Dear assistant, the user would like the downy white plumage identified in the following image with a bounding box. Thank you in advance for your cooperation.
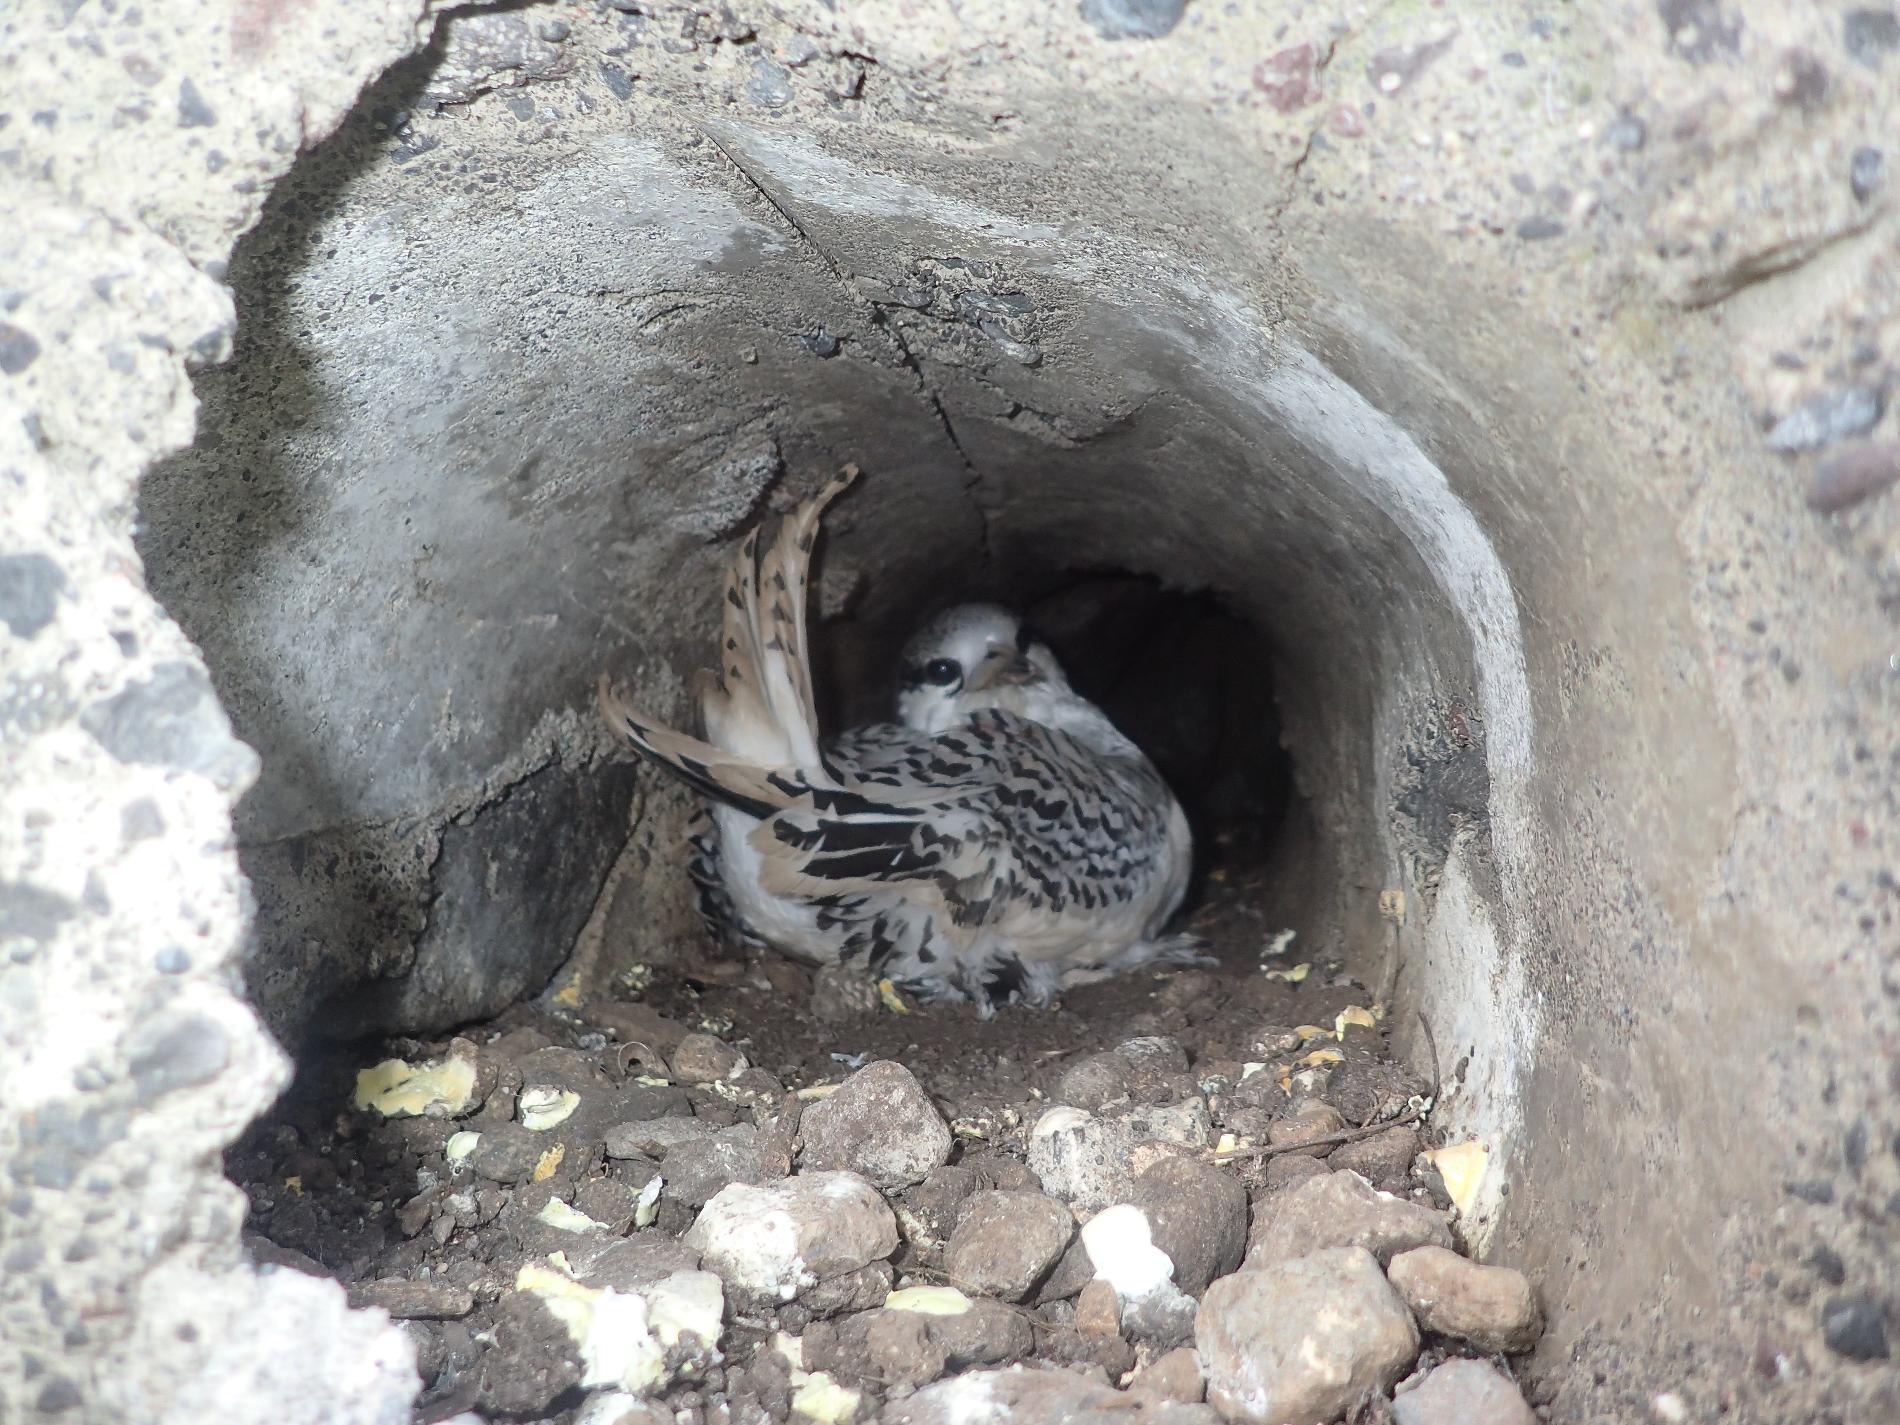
[597,467,1207,1013]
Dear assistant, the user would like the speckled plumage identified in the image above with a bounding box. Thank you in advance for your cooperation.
[599,469,1204,1013]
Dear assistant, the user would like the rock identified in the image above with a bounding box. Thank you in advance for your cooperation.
[476,1292,584,1418]
[1821,1294,1890,1360]
[1198,1247,1420,1425]
[1329,1124,1422,1191]
[1131,1346,1205,1404]
[1075,1278,1120,1336]
[1033,1235,1096,1305]
[1037,1293,1137,1377]
[1115,1097,1213,1149]
[1129,1156,1247,1295]
[1262,1153,1329,1191]
[576,1236,702,1295]
[1392,1358,1537,1425]
[799,1061,952,1190]
[1266,1100,1345,1157]
[1766,385,1884,453]
[1028,1107,1135,1211]
[683,1171,897,1309]
[867,1309,947,1390]
[963,1151,1041,1192]
[887,1364,1216,1425]
[925,1296,1035,1368]
[1246,1171,1453,1268]
[944,1191,1074,1302]
[666,1123,773,1208]
[670,1033,748,1084]
[900,1164,980,1248]
[470,1122,556,1184]
[801,1259,895,1318]
[1387,1246,1542,1353]
[614,1081,693,1120]
[587,1001,688,1052]
[1056,1037,1191,1110]
[1806,440,1900,513]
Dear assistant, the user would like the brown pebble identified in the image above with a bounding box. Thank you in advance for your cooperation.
[1330,1124,1423,1190]
[1129,1345,1205,1404]
[1387,1244,1543,1353]
[1806,440,1900,513]
[1268,1100,1346,1157]
[670,1033,747,1085]
[1075,1278,1121,1338]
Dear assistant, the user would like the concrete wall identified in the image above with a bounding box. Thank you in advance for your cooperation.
[5,1,1899,1421]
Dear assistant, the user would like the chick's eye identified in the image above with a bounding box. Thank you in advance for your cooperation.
[923,658,961,686]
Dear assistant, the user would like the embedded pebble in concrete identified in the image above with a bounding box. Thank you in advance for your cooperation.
[1197,1247,1421,1425]
[1766,385,1885,453]
[1246,1170,1454,1268]
[798,1060,953,1189]
[1805,439,1900,512]
[1387,1244,1543,1353]
[1392,1358,1538,1425]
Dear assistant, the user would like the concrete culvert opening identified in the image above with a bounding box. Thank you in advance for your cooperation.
[15,3,1894,1423]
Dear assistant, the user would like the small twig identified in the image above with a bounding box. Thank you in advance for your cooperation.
[1208,1010,1442,1164]
[1415,1008,1442,1106]
[1206,1103,1427,1163]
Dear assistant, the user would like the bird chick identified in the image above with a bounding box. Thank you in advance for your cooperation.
[598,468,1208,1013]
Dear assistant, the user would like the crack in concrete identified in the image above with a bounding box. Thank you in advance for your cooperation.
[699,127,999,575]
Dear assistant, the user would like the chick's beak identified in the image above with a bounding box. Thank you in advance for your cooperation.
[967,649,1038,692]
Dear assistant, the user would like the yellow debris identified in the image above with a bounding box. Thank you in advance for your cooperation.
[445,1131,481,1164]
[1263,962,1311,984]
[634,1175,662,1228]
[532,1144,566,1183]
[1299,1048,1344,1068]
[550,981,583,1008]
[536,1198,604,1233]
[1334,1006,1380,1038]
[353,1053,478,1119]
[519,1087,581,1130]
[282,1176,302,1195]
[1426,1140,1490,1215]
[791,1371,861,1424]
[884,1285,974,1316]
[1293,1024,1333,1043]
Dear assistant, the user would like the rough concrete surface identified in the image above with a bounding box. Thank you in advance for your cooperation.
[4,0,1899,1421]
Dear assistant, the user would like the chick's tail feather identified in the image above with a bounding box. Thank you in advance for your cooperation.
[597,465,859,815]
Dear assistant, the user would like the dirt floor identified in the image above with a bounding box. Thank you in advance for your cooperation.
[228,842,1536,1425]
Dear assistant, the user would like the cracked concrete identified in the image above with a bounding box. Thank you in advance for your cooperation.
[6,1,1900,1421]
